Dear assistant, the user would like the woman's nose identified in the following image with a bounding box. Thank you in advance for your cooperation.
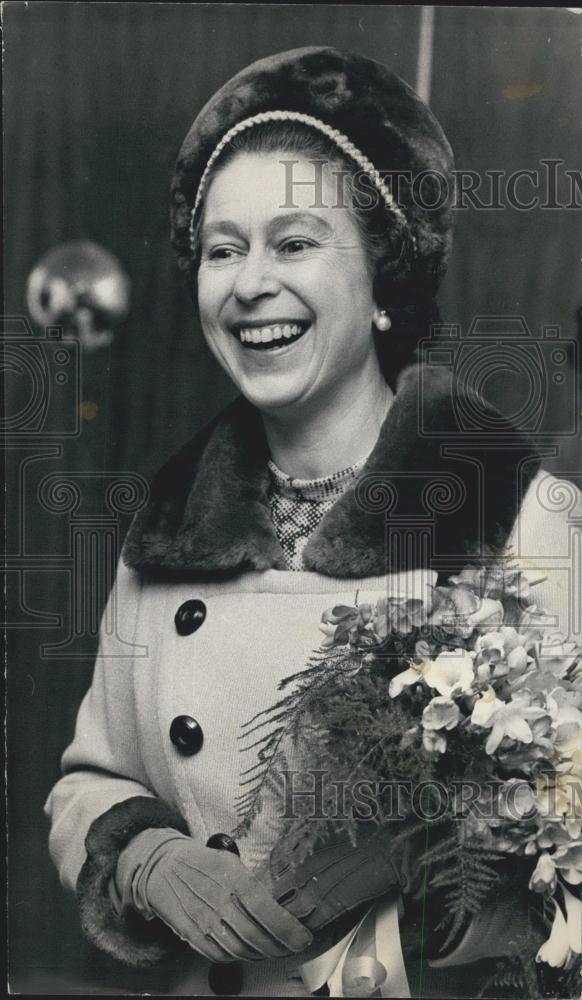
[233,250,280,303]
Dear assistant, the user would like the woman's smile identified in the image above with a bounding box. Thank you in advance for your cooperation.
[231,319,311,350]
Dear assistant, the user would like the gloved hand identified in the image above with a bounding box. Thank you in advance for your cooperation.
[427,870,547,967]
[270,826,421,933]
[112,828,313,964]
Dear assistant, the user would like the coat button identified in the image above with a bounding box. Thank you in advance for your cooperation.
[169,715,203,755]
[208,961,243,996]
[206,833,240,857]
[175,599,206,636]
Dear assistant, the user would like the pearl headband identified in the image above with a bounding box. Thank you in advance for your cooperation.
[188,110,414,253]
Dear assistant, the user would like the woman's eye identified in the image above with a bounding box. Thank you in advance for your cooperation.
[206,246,243,261]
[279,239,315,255]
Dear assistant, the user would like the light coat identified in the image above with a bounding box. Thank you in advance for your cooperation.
[45,364,582,996]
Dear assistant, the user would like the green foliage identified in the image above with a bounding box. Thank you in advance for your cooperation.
[478,954,582,1000]
[232,646,361,838]
[233,646,439,841]
[423,820,503,951]
[477,957,536,999]
[232,624,582,994]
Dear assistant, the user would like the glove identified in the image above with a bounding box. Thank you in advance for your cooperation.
[270,827,419,933]
[113,827,313,964]
[427,871,547,967]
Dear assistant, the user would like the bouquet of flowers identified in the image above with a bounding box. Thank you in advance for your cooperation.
[233,561,582,997]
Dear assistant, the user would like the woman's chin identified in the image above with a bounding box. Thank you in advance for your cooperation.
[240,388,309,413]
[236,373,314,413]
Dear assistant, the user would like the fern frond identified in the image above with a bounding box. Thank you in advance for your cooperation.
[423,821,503,952]
[231,648,361,835]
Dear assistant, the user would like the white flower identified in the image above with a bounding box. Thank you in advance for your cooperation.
[529,852,557,893]
[466,598,504,627]
[507,646,529,672]
[474,631,505,664]
[318,622,338,648]
[536,886,582,966]
[500,626,521,652]
[555,723,582,765]
[536,901,570,967]
[390,649,476,700]
[471,689,547,754]
[420,698,460,755]
[553,842,582,885]
[539,632,580,676]
[536,758,582,823]
[474,629,530,678]
[497,778,537,820]
[470,686,499,727]
[422,729,447,754]
[423,650,475,698]
[536,822,579,850]
[565,819,582,839]
[547,693,582,734]
[422,696,461,732]
[389,662,424,698]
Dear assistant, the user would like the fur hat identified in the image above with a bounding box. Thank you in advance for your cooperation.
[170,46,455,300]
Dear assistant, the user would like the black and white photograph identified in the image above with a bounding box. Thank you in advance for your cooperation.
[4,3,582,996]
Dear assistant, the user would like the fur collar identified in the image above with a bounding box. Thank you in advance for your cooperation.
[123,364,540,579]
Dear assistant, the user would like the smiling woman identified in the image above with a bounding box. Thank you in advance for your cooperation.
[196,149,390,466]
[190,120,433,394]
[44,46,582,999]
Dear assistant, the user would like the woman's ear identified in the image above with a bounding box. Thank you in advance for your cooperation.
[373,307,392,332]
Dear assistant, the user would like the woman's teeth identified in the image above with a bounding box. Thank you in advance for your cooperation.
[237,323,308,349]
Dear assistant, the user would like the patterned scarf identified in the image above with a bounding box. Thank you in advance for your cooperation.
[267,458,364,571]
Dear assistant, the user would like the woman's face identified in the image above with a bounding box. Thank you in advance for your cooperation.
[197,151,380,414]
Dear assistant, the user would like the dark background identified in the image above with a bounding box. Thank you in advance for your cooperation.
[4,3,581,992]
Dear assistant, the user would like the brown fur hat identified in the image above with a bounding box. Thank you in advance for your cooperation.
[170,46,455,301]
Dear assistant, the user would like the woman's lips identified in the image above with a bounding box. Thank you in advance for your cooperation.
[232,321,311,350]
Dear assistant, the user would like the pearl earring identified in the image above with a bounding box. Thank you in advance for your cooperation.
[374,309,392,332]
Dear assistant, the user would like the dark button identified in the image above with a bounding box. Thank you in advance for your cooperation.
[169,715,203,755]
[175,599,206,636]
[206,833,240,857]
[208,961,243,996]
